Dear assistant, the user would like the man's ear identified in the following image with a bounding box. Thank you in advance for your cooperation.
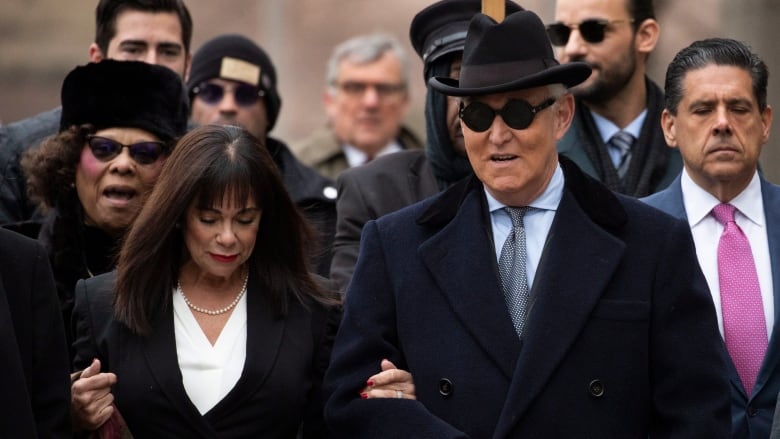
[661,109,678,148]
[553,93,575,141]
[88,43,104,63]
[634,18,660,59]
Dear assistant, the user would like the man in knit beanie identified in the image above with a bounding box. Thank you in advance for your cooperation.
[188,34,336,276]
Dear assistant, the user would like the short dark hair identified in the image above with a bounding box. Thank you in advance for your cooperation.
[627,0,655,26]
[94,0,193,55]
[114,125,335,335]
[664,38,769,115]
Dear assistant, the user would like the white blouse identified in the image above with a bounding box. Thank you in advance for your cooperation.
[173,288,247,414]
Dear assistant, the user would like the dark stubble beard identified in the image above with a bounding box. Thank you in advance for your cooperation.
[571,39,638,106]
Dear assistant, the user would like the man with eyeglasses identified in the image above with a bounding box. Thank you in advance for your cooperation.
[0,0,193,234]
[548,0,681,197]
[291,33,423,181]
[187,34,337,276]
[323,9,729,438]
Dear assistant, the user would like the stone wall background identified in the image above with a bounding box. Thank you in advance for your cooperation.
[2,0,779,179]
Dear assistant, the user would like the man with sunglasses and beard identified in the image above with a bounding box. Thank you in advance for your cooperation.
[187,34,337,276]
[548,0,681,197]
[323,9,729,438]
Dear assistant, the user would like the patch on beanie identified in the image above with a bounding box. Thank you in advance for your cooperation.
[220,57,260,86]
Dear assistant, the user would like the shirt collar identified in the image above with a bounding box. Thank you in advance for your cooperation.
[486,163,564,213]
[591,109,648,144]
[680,168,764,227]
[343,141,403,167]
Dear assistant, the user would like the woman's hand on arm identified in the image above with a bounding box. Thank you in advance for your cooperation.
[71,358,117,432]
[360,359,416,400]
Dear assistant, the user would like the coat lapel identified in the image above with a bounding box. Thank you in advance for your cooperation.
[406,152,438,200]
[418,183,521,379]
[142,306,215,437]
[493,189,625,437]
[205,274,286,419]
[751,177,780,399]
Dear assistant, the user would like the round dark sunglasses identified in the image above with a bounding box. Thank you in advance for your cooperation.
[545,19,633,46]
[459,98,556,132]
[86,135,168,165]
[192,82,265,107]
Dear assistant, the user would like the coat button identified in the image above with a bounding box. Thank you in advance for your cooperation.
[748,406,759,417]
[588,379,605,397]
[439,378,453,397]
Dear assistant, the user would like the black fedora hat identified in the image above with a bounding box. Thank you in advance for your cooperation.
[409,0,524,79]
[429,10,591,96]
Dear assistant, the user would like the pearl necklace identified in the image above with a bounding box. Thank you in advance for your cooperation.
[177,269,249,316]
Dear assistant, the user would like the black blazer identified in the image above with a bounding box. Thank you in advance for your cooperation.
[330,150,439,291]
[72,270,338,438]
[324,157,731,438]
[0,227,71,438]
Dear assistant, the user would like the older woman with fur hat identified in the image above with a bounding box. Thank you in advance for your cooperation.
[21,59,189,350]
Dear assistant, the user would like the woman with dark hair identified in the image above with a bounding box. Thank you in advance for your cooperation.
[20,59,189,348]
[70,125,342,437]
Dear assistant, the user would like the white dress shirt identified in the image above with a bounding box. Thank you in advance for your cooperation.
[343,140,403,167]
[681,169,774,337]
[173,288,247,414]
[487,164,563,289]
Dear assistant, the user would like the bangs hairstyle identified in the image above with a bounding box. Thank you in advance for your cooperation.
[115,124,333,335]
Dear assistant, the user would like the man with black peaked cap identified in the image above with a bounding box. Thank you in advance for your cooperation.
[329,0,522,291]
[323,9,730,438]
[187,34,337,276]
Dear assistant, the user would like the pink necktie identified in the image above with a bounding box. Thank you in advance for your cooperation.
[712,203,768,395]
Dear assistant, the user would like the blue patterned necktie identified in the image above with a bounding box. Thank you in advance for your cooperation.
[498,207,531,337]
[609,131,635,178]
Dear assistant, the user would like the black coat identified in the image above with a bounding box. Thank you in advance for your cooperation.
[0,227,71,438]
[324,157,731,438]
[329,150,438,291]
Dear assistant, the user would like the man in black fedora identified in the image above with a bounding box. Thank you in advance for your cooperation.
[323,9,730,438]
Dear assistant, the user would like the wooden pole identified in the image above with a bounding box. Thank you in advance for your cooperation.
[482,0,505,22]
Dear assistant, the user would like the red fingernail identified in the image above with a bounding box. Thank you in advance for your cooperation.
[366,380,374,386]
[360,392,368,399]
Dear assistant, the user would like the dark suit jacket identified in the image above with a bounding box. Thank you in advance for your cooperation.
[324,157,731,438]
[0,227,71,438]
[72,270,338,438]
[644,174,780,438]
[330,150,439,291]
[557,78,681,197]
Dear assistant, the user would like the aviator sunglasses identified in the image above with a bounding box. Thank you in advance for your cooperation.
[459,97,556,132]
[545,19,633,46]
[192,82,265,107]
[86,135,168,165]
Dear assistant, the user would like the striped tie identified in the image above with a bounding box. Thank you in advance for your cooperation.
[609,131,634,178]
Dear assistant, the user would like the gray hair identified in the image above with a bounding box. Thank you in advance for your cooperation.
[325,33,410,92]
[664,38,769,115]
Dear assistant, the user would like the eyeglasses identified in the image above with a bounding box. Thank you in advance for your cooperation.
[459,98,557,132]
[86,135,168,165]
[545,19,634,46]
[333,81,406,99]
[192,82,265,107]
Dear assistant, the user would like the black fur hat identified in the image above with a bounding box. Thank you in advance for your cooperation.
[187,34,282,132]
[59,60,189,141]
